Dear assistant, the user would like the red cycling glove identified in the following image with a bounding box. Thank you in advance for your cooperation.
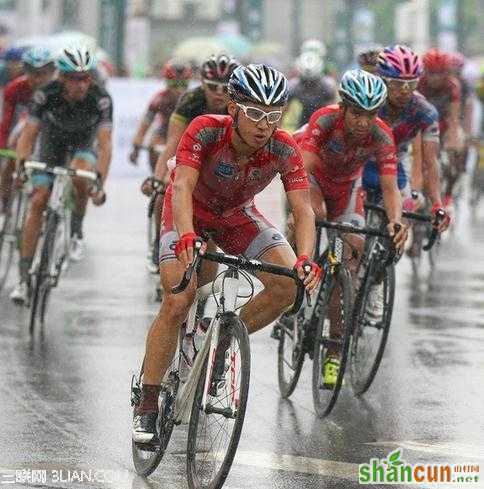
[175,232,199,258]
[294,255,322,280]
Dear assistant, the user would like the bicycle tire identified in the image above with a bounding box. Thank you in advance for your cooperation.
[277,311,305,399]
[29,211,58,334]
[349,261,395,395]
[187,313,250,489]
[0,191,24,291]
[312,267,352,418]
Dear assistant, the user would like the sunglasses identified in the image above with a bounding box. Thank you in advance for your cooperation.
[236,102,283,124]
[384,78,419,91]
[204,80,228,94]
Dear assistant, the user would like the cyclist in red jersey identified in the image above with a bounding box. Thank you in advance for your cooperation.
[0,47,55,212]
[418,49,464,207]
[299,69,406,387]
[129,60,192,171]
[132,64,320,445]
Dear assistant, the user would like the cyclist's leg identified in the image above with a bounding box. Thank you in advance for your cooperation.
[70,149,97,240]
[327,181,366,356]
[213,207,297,334]
[0,158,15,211]
[15,180,51,286]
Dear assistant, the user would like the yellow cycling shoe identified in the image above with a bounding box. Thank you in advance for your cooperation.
[323,357,341,390]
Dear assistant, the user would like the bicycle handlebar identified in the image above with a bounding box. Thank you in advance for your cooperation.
[422,209,445,251]
[171,242,307,315]
[316,219,392,239]
[25,161,98,182]
[363,202,443,251]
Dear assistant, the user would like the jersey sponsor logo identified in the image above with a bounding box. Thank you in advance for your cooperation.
[214,161,236,179]
[193,143,202,152]
[33,90,47,105]
[97,97,111,111]
[272,233,283,241]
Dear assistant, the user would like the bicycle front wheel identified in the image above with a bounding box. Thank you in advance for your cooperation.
[277,310,305,398]
[187,313,250,489]
[349,261,395,395]
[29,211,58,334]
[312,267,353,418]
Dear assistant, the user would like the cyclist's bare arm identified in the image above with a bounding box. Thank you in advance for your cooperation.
[132,118,151,147]
[445,101,463,150]
[411,133,424,190]
[421,139,442,206]
[96,126,113,182]
[154,117,188,182]
[286,188,315,258]
[463,96,474,136]
[380,174,402,223]
[16,120,39,163]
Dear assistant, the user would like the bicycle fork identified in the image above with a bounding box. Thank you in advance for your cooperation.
[202,270,240,416]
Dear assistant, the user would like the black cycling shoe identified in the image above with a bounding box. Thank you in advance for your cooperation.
[132,411,159,446]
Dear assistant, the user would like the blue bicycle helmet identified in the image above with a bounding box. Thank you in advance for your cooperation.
[3,46,26,62]
[339,69,387,111]
[228,64,288,106]
[56,45,96,73]
[22,46,54,70]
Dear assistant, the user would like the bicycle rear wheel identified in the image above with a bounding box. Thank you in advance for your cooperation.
[277,310,305,398]
[349,261,395,395]
[312,268,352,418]
[131,369,179,477]
[29,211,57,334]
[187,313,250,489]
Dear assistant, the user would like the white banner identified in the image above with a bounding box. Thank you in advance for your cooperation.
[106,77,162,178]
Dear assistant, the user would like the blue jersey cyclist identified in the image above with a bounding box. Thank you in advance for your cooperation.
[363,45,450,232]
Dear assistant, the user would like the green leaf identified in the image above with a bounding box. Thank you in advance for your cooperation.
[388,449,402,464]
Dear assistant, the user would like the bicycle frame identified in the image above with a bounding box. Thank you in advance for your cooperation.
[173,270,238,424]
[25,161,97,283]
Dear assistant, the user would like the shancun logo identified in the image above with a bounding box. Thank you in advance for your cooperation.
[359,449,480,485]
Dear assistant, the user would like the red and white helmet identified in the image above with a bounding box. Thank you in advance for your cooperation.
[377,45,423,80]
[423,48,452,74]
[161,59,192,81]
[200,54,239,83]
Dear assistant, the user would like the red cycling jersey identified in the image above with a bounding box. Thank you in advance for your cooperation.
[0,75,32,148]
[299,104,397,186]
[168,114,309,217]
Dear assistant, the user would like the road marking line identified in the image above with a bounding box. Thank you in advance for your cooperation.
[365,441,484,460]
[173,450,358,480]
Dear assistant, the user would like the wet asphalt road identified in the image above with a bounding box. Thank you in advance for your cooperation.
[0,177,483,489]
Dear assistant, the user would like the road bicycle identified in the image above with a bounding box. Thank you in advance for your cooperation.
[131,242,306,487]
[350,202,444,395]
[276,219,392,418]
[24,161,100,334]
